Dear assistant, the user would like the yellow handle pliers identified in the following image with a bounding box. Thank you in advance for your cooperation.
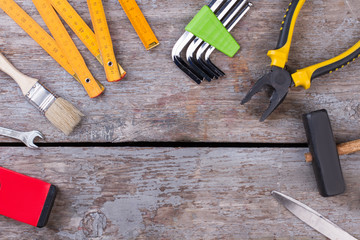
[241,0,360,122]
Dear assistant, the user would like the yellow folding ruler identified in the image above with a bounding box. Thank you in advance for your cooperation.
[0,0,75,78]
[51,0,126,82]
[1,0,157,94]
[32,0,105,98]
[87,0,122,82]
[0,0,105,98]
[118,0,159,50]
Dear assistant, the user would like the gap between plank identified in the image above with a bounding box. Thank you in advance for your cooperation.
[0,142,308,148]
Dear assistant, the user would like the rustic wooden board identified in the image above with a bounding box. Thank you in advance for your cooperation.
[0,147,358,239]
[0,0,359,143]
[1,1,359,239]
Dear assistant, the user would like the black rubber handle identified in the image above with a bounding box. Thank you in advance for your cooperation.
[311,44,360,80]
[267,0,305,68]
[276,0,304,49]
[292,41,360,89]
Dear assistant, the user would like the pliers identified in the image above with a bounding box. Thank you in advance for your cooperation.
[241,0,360,122]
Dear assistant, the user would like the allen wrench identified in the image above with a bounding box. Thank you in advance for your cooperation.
[196,2,253,78]
[186,0,240,82]
[172,0,226,84]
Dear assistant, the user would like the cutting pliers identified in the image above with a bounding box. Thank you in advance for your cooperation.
[241,0,360,122]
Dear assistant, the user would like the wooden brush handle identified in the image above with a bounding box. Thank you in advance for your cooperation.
[0,52,38,95]
[305,139,360,162]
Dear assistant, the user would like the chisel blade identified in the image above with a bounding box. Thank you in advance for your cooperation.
[272,191,357,240]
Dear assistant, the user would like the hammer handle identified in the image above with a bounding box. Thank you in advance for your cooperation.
[305,139,360,162]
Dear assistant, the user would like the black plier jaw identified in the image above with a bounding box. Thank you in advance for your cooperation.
[241,67,293,122]
[241,0,305,121]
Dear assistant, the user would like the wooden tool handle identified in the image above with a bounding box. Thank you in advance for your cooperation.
[305,139,360,162]
[0,52,38,95]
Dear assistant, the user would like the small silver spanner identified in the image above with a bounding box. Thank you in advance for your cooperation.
[0,126,44,149]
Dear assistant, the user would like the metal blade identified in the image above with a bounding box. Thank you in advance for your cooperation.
[272,191,357,240]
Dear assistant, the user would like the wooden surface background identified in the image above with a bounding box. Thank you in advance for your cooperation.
[0,147,359,239]
[0,0,359,239]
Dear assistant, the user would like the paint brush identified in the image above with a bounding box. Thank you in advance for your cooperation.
[0,52,84,135]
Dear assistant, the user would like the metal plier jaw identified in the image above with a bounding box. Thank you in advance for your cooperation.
[242,0,360,121]
[241,67,293,122]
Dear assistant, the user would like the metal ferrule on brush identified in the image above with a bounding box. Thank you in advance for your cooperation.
[25,82,57,114]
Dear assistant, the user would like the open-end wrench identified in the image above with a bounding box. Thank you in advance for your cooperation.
[172,0,225,84]
[0,127,44,148]
[186,0,239,82]
[197,2,252,77]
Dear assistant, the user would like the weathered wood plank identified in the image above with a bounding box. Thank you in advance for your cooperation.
[0,147,358,239]
[0,0,359,143]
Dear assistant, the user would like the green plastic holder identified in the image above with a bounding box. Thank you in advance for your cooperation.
[185,6,240,57]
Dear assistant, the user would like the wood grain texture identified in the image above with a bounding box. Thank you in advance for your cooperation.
[0,147,359,239]
[0,0,358,143]
[1,2,359,239]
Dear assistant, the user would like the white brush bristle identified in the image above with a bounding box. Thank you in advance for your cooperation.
[45,98,84,135]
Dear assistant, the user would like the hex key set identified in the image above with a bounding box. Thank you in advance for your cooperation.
[172,0,252,84]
